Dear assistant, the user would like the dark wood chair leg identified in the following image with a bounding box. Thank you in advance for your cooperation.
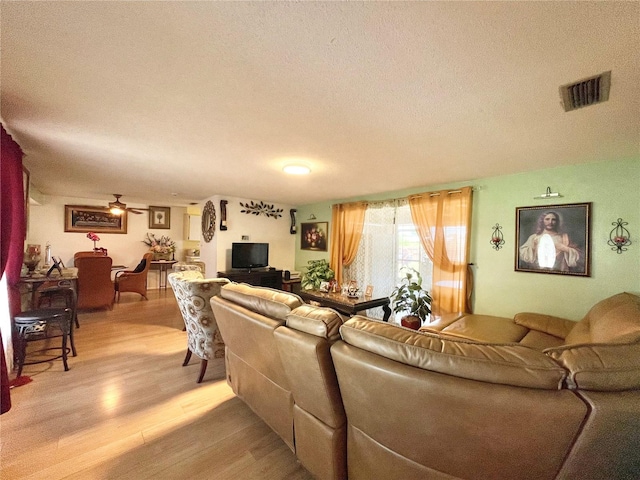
[182,349,192,366]
[61,327,69,371]
[16,334,26,378]
[197,359,208,384]
[69,318,77,357]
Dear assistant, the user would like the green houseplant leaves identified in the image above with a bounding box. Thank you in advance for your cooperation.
[390,267,432,322]
[301,259,335,291]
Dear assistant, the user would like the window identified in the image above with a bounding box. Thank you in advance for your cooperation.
[344,200,432,321]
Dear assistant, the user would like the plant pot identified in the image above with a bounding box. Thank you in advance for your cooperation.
[153,253,171,261]
[401,315,422,330]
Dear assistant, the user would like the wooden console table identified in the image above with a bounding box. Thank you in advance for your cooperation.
[217,269,283,290]
[150,260,178,290]
[299,290,392,322]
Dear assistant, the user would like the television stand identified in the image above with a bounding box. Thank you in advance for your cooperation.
[217,269,283,290]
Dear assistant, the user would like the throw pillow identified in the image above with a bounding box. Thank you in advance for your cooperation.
[133,259,146,273]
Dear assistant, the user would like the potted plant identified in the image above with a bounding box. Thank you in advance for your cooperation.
[301,259,335,291]
[390,267,432,329]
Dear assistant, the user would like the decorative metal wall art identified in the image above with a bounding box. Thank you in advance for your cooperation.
[290,209,297,234]
[607,218,631,254]
[239,200,283,219]
[201,200,216,243]
[220,200,228,231]
[490,223,505,250]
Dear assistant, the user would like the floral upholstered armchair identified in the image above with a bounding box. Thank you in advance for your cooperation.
[168,270,230,383]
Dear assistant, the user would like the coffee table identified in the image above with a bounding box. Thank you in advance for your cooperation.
[298,290,392,322]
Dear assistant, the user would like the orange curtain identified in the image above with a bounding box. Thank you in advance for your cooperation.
[329,202,367,286]
[409,187,473,315]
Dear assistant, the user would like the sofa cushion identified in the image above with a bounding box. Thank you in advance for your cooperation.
[565,292,640,345]
[340,317,567,390]
[514,312,575,340]
[220,282,303,321]
[546,342,640,391]
[132,258,147,273]
[287,304,344,341]
[519,329,565,350]
[435,314,529,343]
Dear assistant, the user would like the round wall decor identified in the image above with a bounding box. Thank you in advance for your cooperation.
[202,200,216,243]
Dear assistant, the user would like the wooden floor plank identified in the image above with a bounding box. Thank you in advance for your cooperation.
[2,289,312,480]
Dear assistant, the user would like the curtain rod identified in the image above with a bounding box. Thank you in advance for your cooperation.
[331,187,475,207]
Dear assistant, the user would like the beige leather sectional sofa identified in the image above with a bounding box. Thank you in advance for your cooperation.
[211,286,640,480]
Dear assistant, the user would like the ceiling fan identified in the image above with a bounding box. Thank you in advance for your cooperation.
[108,194,147,215]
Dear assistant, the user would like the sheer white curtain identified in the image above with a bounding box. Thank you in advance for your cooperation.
[344,200,432,321]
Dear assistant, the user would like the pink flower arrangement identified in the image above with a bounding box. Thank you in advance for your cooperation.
[87,232,100,249]
[142,232,176,254]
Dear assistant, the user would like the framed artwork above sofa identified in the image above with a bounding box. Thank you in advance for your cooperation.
[515,202,591,277]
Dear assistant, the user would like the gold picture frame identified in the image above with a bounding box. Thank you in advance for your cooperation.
[65,205,128,234]
[149,206,171,229]
[515,202,591,277]
[301,222,328,251]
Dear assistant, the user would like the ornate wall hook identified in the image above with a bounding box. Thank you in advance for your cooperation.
[608,218,631,253]
[220,200,228,231]
[290,209,297,234]
[490,223,505,250]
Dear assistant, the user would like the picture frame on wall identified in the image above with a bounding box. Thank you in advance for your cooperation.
[64,205,128,234]
[149,206,171,229]
[301,222,328,251]
[515,202,591,277]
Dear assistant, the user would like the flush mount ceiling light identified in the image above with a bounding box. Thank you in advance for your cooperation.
[283,164,311,175]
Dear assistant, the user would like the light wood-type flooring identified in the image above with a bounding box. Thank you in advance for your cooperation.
[1,289,313,479]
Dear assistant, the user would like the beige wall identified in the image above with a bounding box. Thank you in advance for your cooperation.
[190,194,297,277]
[27,195,187,288]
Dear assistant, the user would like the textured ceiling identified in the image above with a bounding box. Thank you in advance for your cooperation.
[1,1,638,207]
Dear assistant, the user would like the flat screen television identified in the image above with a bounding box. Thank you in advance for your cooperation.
[231,242,269,270]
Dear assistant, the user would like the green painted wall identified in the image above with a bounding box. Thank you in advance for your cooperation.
[295,157,640,320]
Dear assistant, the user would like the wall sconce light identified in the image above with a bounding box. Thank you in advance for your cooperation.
[290,209,297,234]
[534,186,563,199]
[490,223,505,250]
[608,218,631,254]
[220,200,228,230]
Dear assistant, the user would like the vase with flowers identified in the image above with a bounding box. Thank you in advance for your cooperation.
[143,232,176,260]
[86,232,107,255]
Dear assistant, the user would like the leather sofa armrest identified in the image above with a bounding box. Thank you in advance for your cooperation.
[514,313,575,340]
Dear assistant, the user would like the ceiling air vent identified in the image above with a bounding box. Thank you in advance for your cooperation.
[559,71,611,112]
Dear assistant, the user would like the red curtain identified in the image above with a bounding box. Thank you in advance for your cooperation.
[1,124,25,414]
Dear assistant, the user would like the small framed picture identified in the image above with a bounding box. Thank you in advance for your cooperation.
[515,202,591,277]
[301,222,328,251]
[319,281,330,293]
[149,206,171,229]
[364,285,374,297]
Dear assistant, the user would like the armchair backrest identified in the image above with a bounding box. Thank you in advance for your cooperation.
[168,271,230,359]
[73,253,113,310]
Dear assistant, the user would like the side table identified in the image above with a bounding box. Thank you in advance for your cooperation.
[150,260,178,289]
